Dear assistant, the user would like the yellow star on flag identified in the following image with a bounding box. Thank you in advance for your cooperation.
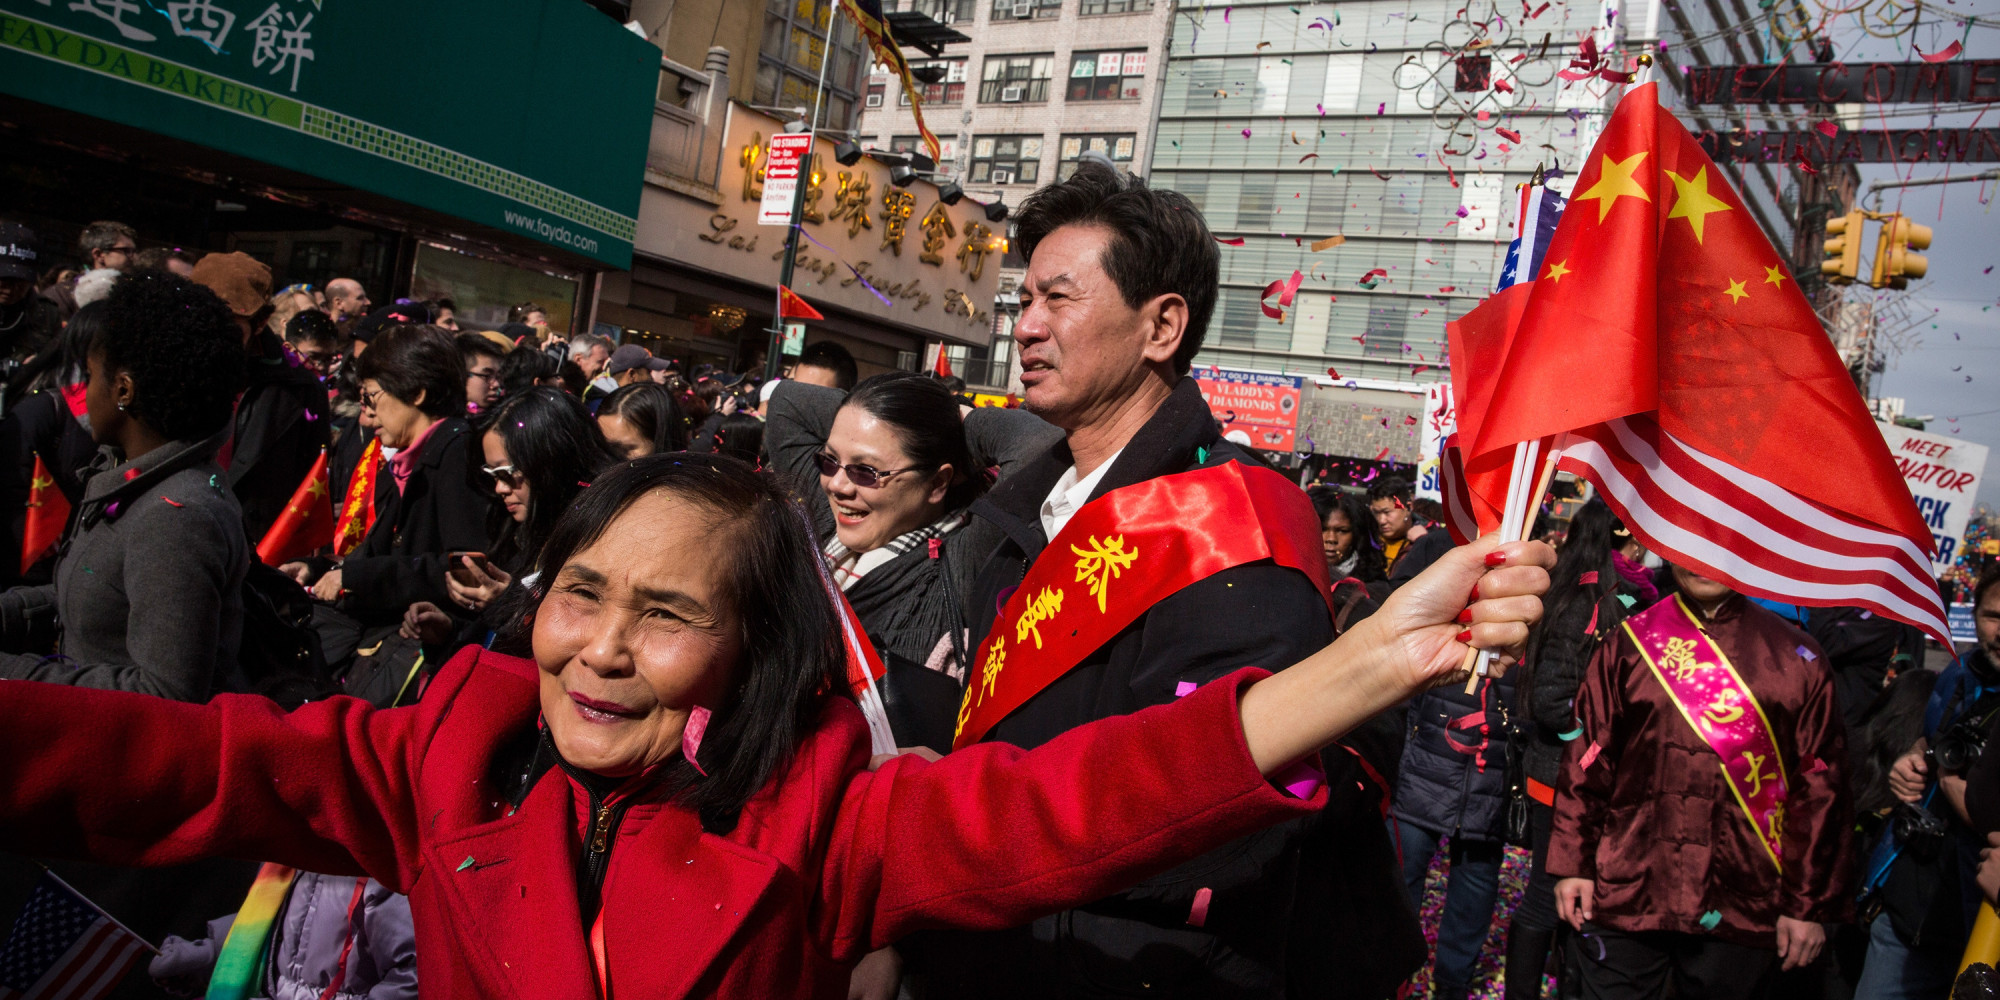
[305,479,327,499]
[1724,279,1749,303]
[1664,166,1732,244]
[1573,152,1651,223]
[1543,259,1572,282]
[1764,264,1787,288]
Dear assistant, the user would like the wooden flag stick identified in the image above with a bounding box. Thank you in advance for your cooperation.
[1463,443,1563,693]
[35,862,163,954]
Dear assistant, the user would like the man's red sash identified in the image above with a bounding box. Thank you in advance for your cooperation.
[952,462,1331,750]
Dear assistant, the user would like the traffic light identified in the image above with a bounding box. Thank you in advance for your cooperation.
[1821,210,1864,284]
[1871,213,1932,290]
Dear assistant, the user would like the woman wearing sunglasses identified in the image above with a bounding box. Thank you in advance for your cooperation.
[766,372,1060,754]
[403,388,620,648]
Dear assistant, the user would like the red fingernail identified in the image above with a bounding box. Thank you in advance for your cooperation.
[1457,629,1474,644]
[1456,608,1473,623]
[1469,582,1482,602]
[1485,549,1509,566]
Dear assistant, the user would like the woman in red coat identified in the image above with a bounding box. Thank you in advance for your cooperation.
[0,454,1553,999]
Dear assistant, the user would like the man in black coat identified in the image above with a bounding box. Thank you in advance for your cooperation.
[899,160,1422,1000]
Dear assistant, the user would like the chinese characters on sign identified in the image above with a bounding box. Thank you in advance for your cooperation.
[880,189,915,254]
[918,202,955,266]
[66,0,317,88]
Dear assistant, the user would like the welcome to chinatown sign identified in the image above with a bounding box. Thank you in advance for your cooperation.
[0,0,657,268]
[1685,61,2000,105]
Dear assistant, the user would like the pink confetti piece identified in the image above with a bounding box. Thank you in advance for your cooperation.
[1277,757,1324,799]
[1215,236,1246,246]
[1918,40,1963,62]
[1187,887,1214,927]
[1496,127,1522,143]
[160,496,183,508]
[1175,681,1199,697]
[1580,741,1602,770]
[682,705,712,775]
[1578,571,1599,584]
[1796,644,1817,662]
[1815,121,1838,138]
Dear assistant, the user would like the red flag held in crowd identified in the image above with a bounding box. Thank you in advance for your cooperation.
[20,455,70,576]
[932,343,954,379]
[331,438,382,558]
[778,285,825,321]
[1454,81,1949,642]
[256,450,334,565]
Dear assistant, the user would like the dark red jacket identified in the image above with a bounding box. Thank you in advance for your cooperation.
[0,647,1320,999]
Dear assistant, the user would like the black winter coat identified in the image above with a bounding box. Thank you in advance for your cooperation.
[1394,672,1516,841]
[230,331,331,541]
[902,377,1420,1000]
[336,418,490,625]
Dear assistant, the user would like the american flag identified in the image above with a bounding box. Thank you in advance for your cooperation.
[0,874,149,1000]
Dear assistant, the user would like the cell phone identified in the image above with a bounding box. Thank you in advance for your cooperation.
[446,551,492,587]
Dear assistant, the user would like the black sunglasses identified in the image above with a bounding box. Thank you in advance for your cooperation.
[813,453,922,488]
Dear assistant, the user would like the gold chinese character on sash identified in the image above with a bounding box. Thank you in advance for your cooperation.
[829,171,874,238]
[1660,636,1710,683]
[740,132,765,202]
[1767,805,1785,846]
[979,636,1006,702]
[957,221,994,281]
[881,189,916,254]
[918,203,956,265]
[1701,688,1745,730]
[1071,535,1139,614]
[1015,586,1064,649]
[1738,749,1778,797]
[800,155,825,224]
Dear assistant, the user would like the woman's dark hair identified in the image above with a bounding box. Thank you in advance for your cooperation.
[477,388,620,572]
[1012,159,1217,375]
[284,308,340,347]
[841,371,987,512]
[356,324,464,417]
[600,382,690,452]
[9,299,107,397]
[503,454,845,831]
[713,413,765,465]
[1306,485,1385,583]
[686,378,726,421]
[557,359,588,397]
[501,344,561,400]
[1523,497,1624,679]
[93,271,247,441]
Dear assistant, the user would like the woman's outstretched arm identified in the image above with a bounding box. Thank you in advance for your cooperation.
[1240,535,1553,774]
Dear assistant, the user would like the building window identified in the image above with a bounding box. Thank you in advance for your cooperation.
[755,2,867,130]
[979,54,1054,103]
[891,134,961,162]
[990,0,1062,18]
[897,0,977,21]
[1080,0,1151,13]
[970,135,1043,185]
[901,58,968,105]
[1066,50,1146,101]
[1057,133,1135,179]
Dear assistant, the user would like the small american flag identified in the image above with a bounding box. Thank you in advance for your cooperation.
[0,873,150,1000]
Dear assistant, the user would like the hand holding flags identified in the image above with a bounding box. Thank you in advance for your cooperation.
[1450,82,1950,644]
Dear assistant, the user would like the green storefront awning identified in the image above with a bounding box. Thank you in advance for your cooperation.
[1,0,656,269]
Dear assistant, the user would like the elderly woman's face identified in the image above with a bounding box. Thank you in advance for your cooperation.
[533,491,743,777]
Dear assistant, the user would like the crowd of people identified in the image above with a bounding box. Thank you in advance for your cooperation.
[0,162,1992,1000]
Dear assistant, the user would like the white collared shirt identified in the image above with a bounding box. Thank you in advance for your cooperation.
[1039,447,1124,540]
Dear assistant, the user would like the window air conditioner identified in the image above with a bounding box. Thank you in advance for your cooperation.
[1012,1,1033,17]
[992,168,1015,184]
[866,93,883,107]
[1001,85,1024,101]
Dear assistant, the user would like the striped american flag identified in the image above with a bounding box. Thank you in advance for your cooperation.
[0,874,149,1000]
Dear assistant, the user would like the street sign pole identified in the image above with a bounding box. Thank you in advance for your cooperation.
[764,37,834,383]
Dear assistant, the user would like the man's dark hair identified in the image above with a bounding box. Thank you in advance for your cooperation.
[1366,476,1414,506]
[456,331,508,369]
[356,324,465,418]
[509,301,546,323]
[796,340,858,390]
[78,220,136,255]
[94,271,247,441]
[284,309,339,347]
[1976,562,2000,610]
[1012,159,1218,376]
[600,382,690,452]
[500,453,846,832]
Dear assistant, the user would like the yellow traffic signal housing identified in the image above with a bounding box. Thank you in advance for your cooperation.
[1821,210,1864,284]
[1872,214,1932,290]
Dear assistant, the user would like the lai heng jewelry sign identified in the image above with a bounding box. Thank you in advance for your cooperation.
[658,105,1001,343]
[0,0,657,268]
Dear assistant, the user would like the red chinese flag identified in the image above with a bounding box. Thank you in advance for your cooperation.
[1461,82,1948,641]
[778,285,825,321]
[21,454,71,575]
[256,450,334,565]
[331,437,381,557]
[932,343,954,378]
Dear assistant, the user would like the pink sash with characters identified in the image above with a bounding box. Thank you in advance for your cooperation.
[1624,594,1788,872]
